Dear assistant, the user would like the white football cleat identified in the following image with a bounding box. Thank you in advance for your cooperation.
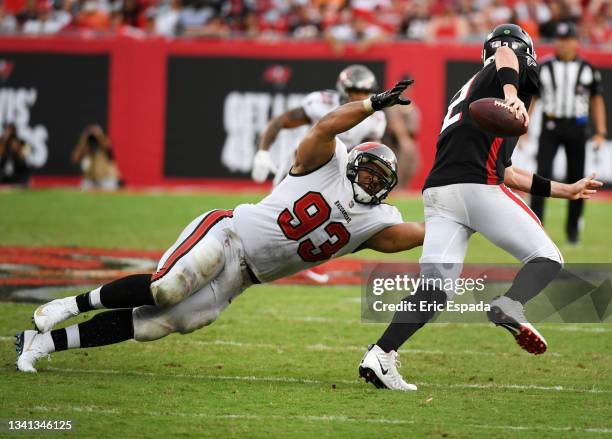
[15,330,50,373]
[33,296,79,333]
[359,344,417,391]
[487,296,547,355]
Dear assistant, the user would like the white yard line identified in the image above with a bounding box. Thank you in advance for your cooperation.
[192,339,564,357]
[40,366,611,394]
[1,335,564,357]
[21,405,612,433]
[243,314,612,332]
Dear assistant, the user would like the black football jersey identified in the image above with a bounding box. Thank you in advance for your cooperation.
[423,55,540,190]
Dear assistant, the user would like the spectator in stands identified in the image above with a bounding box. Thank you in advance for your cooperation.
[178,0,215,36]
[0,5,18,33]
[75,0,111,32]
[583,1,611,47]
[325,7,386,54]
[399,0,431,40]
[0,0,607,47]
[288,2,321,39]
[0,123,32,186]
[427,0,469,41]
[539,0,575,40]
[72,124,121,191]
[22,2,71,34]
[15,0,38,28]
[514,0,550,38]
[153,0,183,36]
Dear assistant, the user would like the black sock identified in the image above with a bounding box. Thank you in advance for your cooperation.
[505,257,562,305]
[76,274,155,312]
[50,309,134,351]
[376,287,447,353]
[50,328,68,351]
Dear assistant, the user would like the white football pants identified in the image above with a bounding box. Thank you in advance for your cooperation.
[132,210,254,341]
[420,183,563,294]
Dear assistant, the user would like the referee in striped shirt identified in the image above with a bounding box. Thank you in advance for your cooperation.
[530,22,608,244]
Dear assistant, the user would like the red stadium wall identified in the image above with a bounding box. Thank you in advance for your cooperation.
[0,37,610,189]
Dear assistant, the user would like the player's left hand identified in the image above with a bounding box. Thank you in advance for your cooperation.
[566,172,604,200]
[251,150,277,183]
[369,79,414,111]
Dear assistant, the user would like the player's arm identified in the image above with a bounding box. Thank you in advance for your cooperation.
[251,107,311,182]
[495,46,529,127]
[361,222,425,253]
[293,80,413,174]
[504,166,603,200]
[590,94,607,150]
[258,107,311,152]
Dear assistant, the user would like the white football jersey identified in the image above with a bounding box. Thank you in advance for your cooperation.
[233,138,403,283]
[302,90,387,149]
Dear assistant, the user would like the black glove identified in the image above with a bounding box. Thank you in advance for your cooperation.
[369,79,414,111]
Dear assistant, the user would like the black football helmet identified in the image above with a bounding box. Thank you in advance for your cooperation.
[482,24,536,65]
[346,142,398,205]
[336,65,378,103]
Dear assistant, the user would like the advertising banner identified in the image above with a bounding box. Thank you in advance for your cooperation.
[0,53,109,175]
[164,57,385,178]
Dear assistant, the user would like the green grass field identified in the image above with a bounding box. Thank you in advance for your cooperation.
[1,189,611,438]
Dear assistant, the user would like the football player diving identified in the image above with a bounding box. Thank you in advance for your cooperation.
[17,79,424,375]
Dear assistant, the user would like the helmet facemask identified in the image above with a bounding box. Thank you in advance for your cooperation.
[346,152,398,205]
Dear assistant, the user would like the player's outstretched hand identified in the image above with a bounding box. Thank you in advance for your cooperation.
[566,173,604,200]
[369,79,414,111]
[251,150,277,183]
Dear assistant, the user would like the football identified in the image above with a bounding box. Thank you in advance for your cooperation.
[469,97,528,137]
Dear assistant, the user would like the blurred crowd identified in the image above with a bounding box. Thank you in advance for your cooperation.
[0,0,609,47]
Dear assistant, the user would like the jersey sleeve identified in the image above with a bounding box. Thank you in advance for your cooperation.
[518,56,540,96]
[379,204,403,226]
[301,90,337,124]
[334,137,349,176]
[590,65,604,96]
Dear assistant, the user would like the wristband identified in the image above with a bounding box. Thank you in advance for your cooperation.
[497,67,519,89]
[531,174,551,197]
[362,98,374,113]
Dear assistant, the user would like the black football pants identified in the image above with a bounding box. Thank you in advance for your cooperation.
[531,118,587,240]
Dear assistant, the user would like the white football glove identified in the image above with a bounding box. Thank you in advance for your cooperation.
[251,150,277,183]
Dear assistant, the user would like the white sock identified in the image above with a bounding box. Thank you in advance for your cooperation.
[38,332,56,353]
[65,324,81,349]
[88,287,104,309]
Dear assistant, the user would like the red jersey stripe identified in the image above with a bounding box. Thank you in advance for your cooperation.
[499,184,542,226]
[486,137,504,184]
[151,209,233,282]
